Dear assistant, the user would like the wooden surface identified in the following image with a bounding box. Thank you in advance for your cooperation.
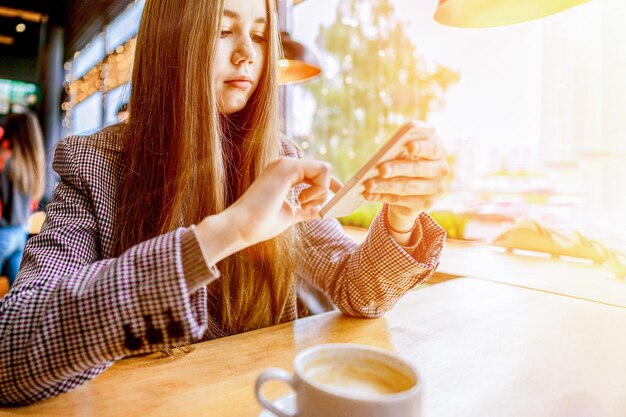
[346,227,626,307]
[2,278,625,417]
[439,241,626,306]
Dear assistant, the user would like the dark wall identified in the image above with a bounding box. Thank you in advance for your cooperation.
[65,0,131,60]
[0,0,132,78]
[0,56,39,83]
[0,2,48,83]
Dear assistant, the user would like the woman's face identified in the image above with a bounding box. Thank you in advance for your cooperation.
[215,0,268,115]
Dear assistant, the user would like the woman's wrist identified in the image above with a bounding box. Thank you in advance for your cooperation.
[195,210,248,267]
[384,204,422,247]
[386,204,419,232]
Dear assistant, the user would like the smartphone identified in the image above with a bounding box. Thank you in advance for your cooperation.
[319,120,435,219]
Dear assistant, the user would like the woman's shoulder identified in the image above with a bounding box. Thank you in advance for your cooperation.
[58,124,126,154]
[53,124,126,181]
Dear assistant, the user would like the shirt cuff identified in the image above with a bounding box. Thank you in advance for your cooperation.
[381,204,446,266]
[181,227,220,293]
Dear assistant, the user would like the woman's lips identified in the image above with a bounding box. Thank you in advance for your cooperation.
[225,80,253,89]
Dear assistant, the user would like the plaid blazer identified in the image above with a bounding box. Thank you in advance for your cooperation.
[0,124,445,405]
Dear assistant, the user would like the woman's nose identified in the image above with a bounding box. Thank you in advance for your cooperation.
[232,36,256,65]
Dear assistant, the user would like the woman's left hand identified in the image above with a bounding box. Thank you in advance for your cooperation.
[363,134,449,231]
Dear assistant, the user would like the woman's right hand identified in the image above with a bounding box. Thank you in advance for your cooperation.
[195,158,333,263]
[226,157,332,246]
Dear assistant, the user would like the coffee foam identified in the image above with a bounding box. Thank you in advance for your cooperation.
[303,357,415,398]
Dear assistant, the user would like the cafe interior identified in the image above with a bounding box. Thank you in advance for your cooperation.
[0,0,624,415]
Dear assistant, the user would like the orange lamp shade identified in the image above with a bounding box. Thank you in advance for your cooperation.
[434,0,591,28]
[278,32,322,85]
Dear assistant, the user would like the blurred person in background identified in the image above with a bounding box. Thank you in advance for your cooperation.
[0,126,11,171]
[0,111,45,286]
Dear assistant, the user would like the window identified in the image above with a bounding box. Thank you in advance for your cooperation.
[104,83,131,126]
[65,2,144,134]
[106,0,145,54]
[72,92,103,135]
[292,0,626,249]
[73,35,105,80]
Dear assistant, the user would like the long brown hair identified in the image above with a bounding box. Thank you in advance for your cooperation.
[113,0,296,335]
[2,111,45,202]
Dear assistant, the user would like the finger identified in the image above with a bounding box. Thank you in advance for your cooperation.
[377,159,448,179]
[298,185,328,205]
[294,205,321,222]
[364,177,444,196]
[403,127,435,141]
[397,148,410,159]
[293,159,331,189]
[363,193,437,211]
[300,196,327,209]
[275,158,331,189]
[405,138,445,161]
[330,176,343,193]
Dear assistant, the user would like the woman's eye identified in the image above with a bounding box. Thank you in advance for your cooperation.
[251,33,266,43]
[220,30,232,38]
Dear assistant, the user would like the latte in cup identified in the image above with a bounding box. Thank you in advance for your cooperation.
[256,344,423,417]
[303,357,415,397]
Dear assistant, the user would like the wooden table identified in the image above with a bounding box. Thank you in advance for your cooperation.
[434,241,626,308]
[2,278,625,417]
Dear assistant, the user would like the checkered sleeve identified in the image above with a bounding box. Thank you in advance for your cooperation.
[281,139,445,318]
[0,138,210,405]
[298,208,445,318]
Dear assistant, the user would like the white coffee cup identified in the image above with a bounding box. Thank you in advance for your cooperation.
[255,343,422,417]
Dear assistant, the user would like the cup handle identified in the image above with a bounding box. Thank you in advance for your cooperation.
[255,368,297,417]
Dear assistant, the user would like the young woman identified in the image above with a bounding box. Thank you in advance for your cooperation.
[0,0,447,405]
[0,111,45,286]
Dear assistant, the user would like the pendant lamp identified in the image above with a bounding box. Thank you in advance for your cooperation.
[434,0,591,28]
[279,31,322,85]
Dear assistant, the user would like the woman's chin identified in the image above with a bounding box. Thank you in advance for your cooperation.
[219,100,248,115]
